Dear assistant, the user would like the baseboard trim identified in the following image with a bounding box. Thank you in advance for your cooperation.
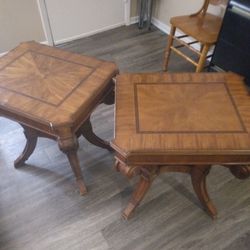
[130,16,170,34]
[0,40,50,57]
[1,17,201,57]
[130,16,139,24]
[40,40,49,45]
[0,22,126,55]
[54,22,126,45]
[0,51,7,57]
[151,17,171,34]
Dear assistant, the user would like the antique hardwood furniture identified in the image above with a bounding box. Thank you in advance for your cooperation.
[0,41,118,195]
[163,0,227,72]
[111,72,250,219]
[210,0,250,87]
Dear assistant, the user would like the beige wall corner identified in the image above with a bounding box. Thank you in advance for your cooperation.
[0,0,46,54]
[153,0,203,26]
[152,0,227,28]
[131,0,138,17]
[129,0,204,27]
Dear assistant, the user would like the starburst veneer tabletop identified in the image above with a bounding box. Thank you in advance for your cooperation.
[0,42,117,127]
[0,41,118,194]
[111,72,250,219]
[0,51,93,106]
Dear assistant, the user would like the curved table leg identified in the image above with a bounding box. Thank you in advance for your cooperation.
[229,166,250,180]
[79,118,112,151]
[122,167,157,219]
[58,129,87,195]
[190,165,217,219]
[102,81,115,105]
[14,125,38,168]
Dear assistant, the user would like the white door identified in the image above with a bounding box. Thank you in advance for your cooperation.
[38,0,128,45]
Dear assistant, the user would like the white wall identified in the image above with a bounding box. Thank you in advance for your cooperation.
[153,0,203,25]
[129,0,205,32]
[0,0,45,54]
[0,0,225,55]
[0,0,127,53]
[45,0,125,44]
[130,0,226,28]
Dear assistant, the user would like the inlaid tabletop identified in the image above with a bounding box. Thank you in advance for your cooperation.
[0,42,118,195]
[0,42,118,127]
[112,73,250,164]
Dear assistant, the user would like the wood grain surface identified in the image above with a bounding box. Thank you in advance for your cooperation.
[0,41,118,195]
[113,73,250,162]
[0,24,249,250]
[112,72,250,219]
[0,42,118,128]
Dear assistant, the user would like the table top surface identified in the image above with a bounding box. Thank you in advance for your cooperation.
[112,72,250,164]
[0,42,117,128]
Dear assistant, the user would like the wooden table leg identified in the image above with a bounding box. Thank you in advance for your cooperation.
[190,165,217,218]
[58,129,87,195]
[228,166,250,179]
[118,163,217,219]
[123,167,158,219]
[79,118,112,151]
[14,125,38,168]
[102,80,115,105]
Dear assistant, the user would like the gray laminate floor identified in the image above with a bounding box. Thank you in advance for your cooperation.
[0,24,249,250]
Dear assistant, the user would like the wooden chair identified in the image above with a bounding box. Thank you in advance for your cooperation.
[163,0,227,72]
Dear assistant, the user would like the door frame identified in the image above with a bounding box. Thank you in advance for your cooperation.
[36,0,54,46]
[37,0,131,45]
[124,0,131,26]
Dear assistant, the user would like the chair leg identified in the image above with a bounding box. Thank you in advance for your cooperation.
[196,44,210,72]
[163,25,176,71]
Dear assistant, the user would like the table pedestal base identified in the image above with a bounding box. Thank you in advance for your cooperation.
[14,115,112,195]
[115,160,250,219]
[228,166,250,179]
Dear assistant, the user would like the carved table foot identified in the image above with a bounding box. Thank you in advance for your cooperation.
[66,151,87,195]
[14,125,38,168]
[228,166,250,180]
[58,129,87,195]
[122,167,158,219]
[79,118,113,151]
[190,165,217,218]
[118,162,217,219]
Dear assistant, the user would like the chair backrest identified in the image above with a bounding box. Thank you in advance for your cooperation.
[192,0,228,17]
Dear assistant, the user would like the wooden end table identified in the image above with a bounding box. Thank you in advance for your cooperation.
[0,41,118,195]
[111,72,250,219]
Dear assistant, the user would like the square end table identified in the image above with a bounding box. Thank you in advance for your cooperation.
[0,41,118,194]
[111,72,250,219]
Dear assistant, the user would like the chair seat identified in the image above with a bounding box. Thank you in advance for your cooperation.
[170,13,222,44]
